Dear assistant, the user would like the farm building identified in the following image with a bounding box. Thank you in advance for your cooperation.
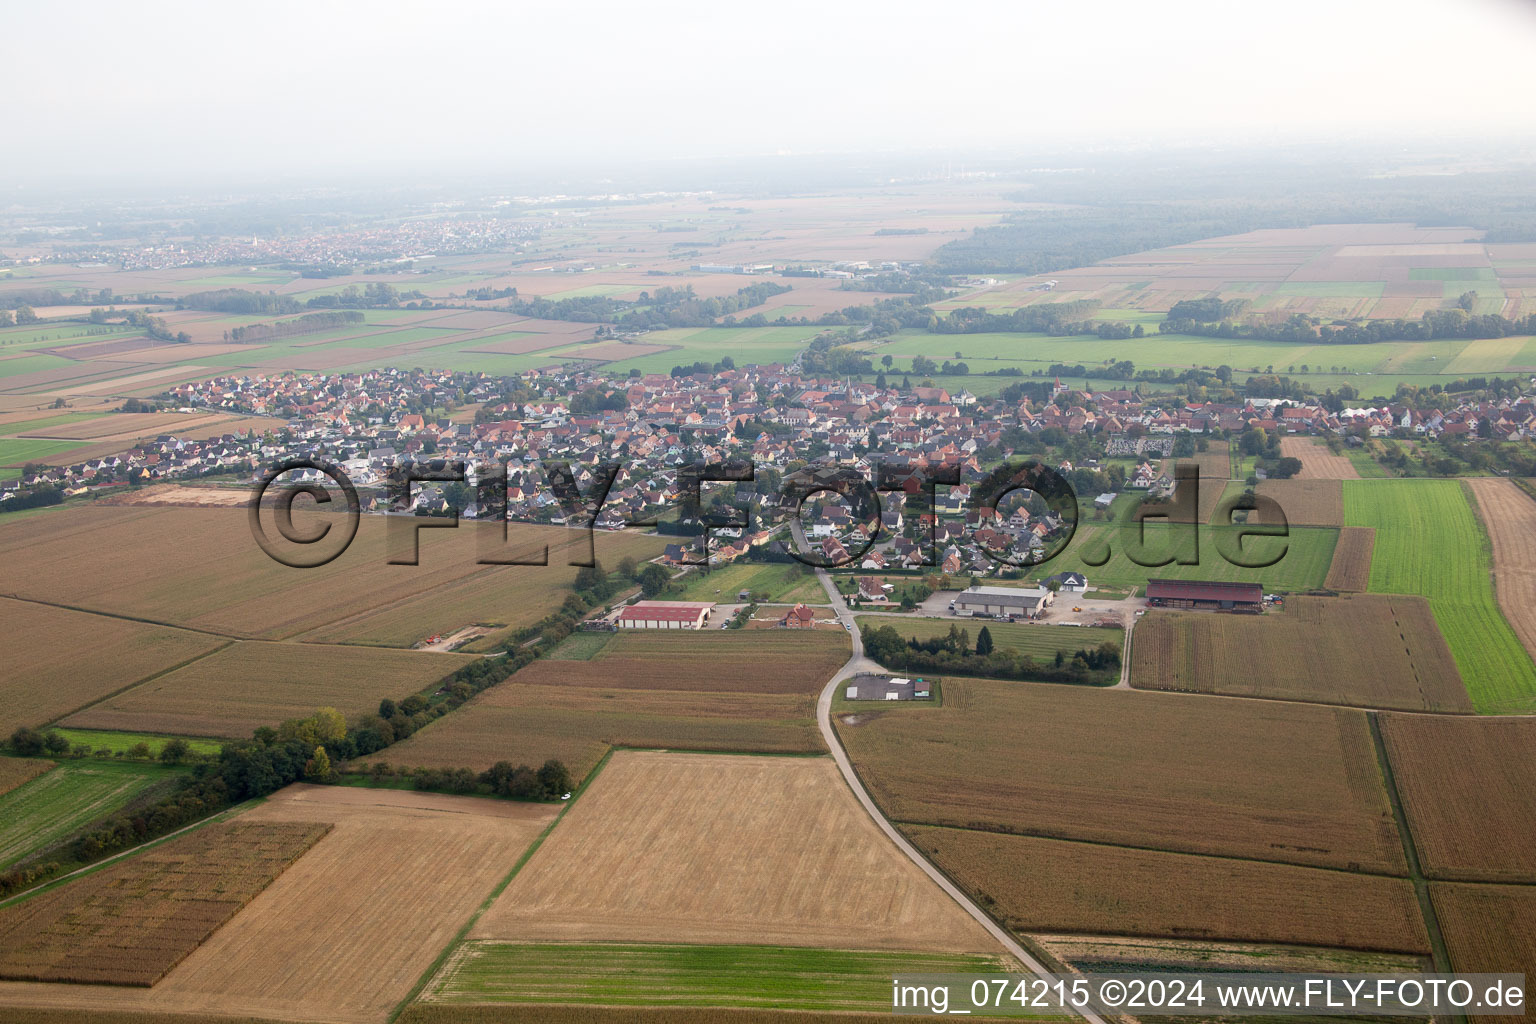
[844,673,933,701]
[616,601,715,629]
[953,585,1054,619]
[1146,579,1263,612]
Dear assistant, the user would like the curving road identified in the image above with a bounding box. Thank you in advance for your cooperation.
[796,525,1107,1024]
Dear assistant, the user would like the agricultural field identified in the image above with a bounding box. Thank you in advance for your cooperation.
[48,730,224,759]
[1046,522,1338,593]
[1280,437,1360,479]
[1379,714,1536,883]
[1252,478,1344,526]
[1463,476,1536,665]
[420,942,1011,1014]
[0,761,183,870]
[1031,934,1428,975]
[1344,479,1536,712]
[1129,595,1470,712]
[64,640,476,738]
[902,826,1428,954]
[1324,526,1376,591]
[0,760,52,799]
[0,505,658,646]
[473,751,995,951]
[854,616,1123,662]
[669,561,826,605]
[0,822,328,985]
[0,785,561,1024]
[1430,882,1536,1023]
[836,678,1406,874]
[389,632,847,779]
[0,598,227,735]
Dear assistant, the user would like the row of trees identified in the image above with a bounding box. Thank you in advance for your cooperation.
[225,310,363,342]
[1163,307,1536,345]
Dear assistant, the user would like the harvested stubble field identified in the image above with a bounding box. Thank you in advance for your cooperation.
[0,598,226,735]
[1129,595,1470,712]
[1324,526,1375,591]
[65,640,475,738]
[388,632,847,778]
[1430,882,1536,1024]
[0,786,560,1024]
[1464,476,1536,665]
[423,942,1011,1014]
[473,751,995,951]
[1281,437,1360,479]
[389,684,827,783]
[0,822,328,986]
[0,505,657,646]
[0,762,182,871]
[0,761,51,800]
[837,679,1406,874]
[513,630,849,694]
[1379,715,1536,883]
[1252,478,1344,526]
[901,826,1428,954]
[1345,479,1536,713]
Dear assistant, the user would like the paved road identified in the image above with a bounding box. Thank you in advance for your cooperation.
[795,525,1106,1024]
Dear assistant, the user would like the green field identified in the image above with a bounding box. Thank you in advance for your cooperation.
[672,561,826,605]
[855,328,1536,389]
[856,616,1123,659]
[1042,522,1338,592]
[49,728,224,758]
[0,413,98,436]
[0,438,85,467]
[544,632,618,661]
[596,325,824,375]
[1344,479,1536,713]
[0,354,75,379]
[0,760,183,869]
[423,941,1014,1013]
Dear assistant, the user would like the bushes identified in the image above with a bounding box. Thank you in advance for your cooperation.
[409,759,572,801]
[859,623,1121,685]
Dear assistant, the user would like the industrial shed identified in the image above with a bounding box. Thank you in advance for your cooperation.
[953,585,1054,619]
[616,601,715,629]
[1145,579,1263,612]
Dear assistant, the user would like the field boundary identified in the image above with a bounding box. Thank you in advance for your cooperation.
[384,750,615,1023]
[40,639,236,729]
[1367,713,1454,976]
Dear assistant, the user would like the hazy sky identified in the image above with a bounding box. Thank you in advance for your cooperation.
[7,0,1536,183]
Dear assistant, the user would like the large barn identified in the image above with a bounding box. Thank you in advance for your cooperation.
[1145,579,1263,612]
[953,585,1054,619]
[616,601,715,629]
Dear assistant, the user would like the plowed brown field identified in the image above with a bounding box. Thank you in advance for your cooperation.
[1253,478,1344,526]
[474,751,997,952]
[1464,477,1536,663]
[1325,526,1375,591]
[1130,595,1470,712]
[0,822,328,985]
[903,827,1428,954]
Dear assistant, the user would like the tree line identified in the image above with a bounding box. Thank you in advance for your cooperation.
[859,622,1121,685]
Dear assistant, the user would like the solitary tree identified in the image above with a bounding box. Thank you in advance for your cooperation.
[976,625,995,656]
[159,738,191,764]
